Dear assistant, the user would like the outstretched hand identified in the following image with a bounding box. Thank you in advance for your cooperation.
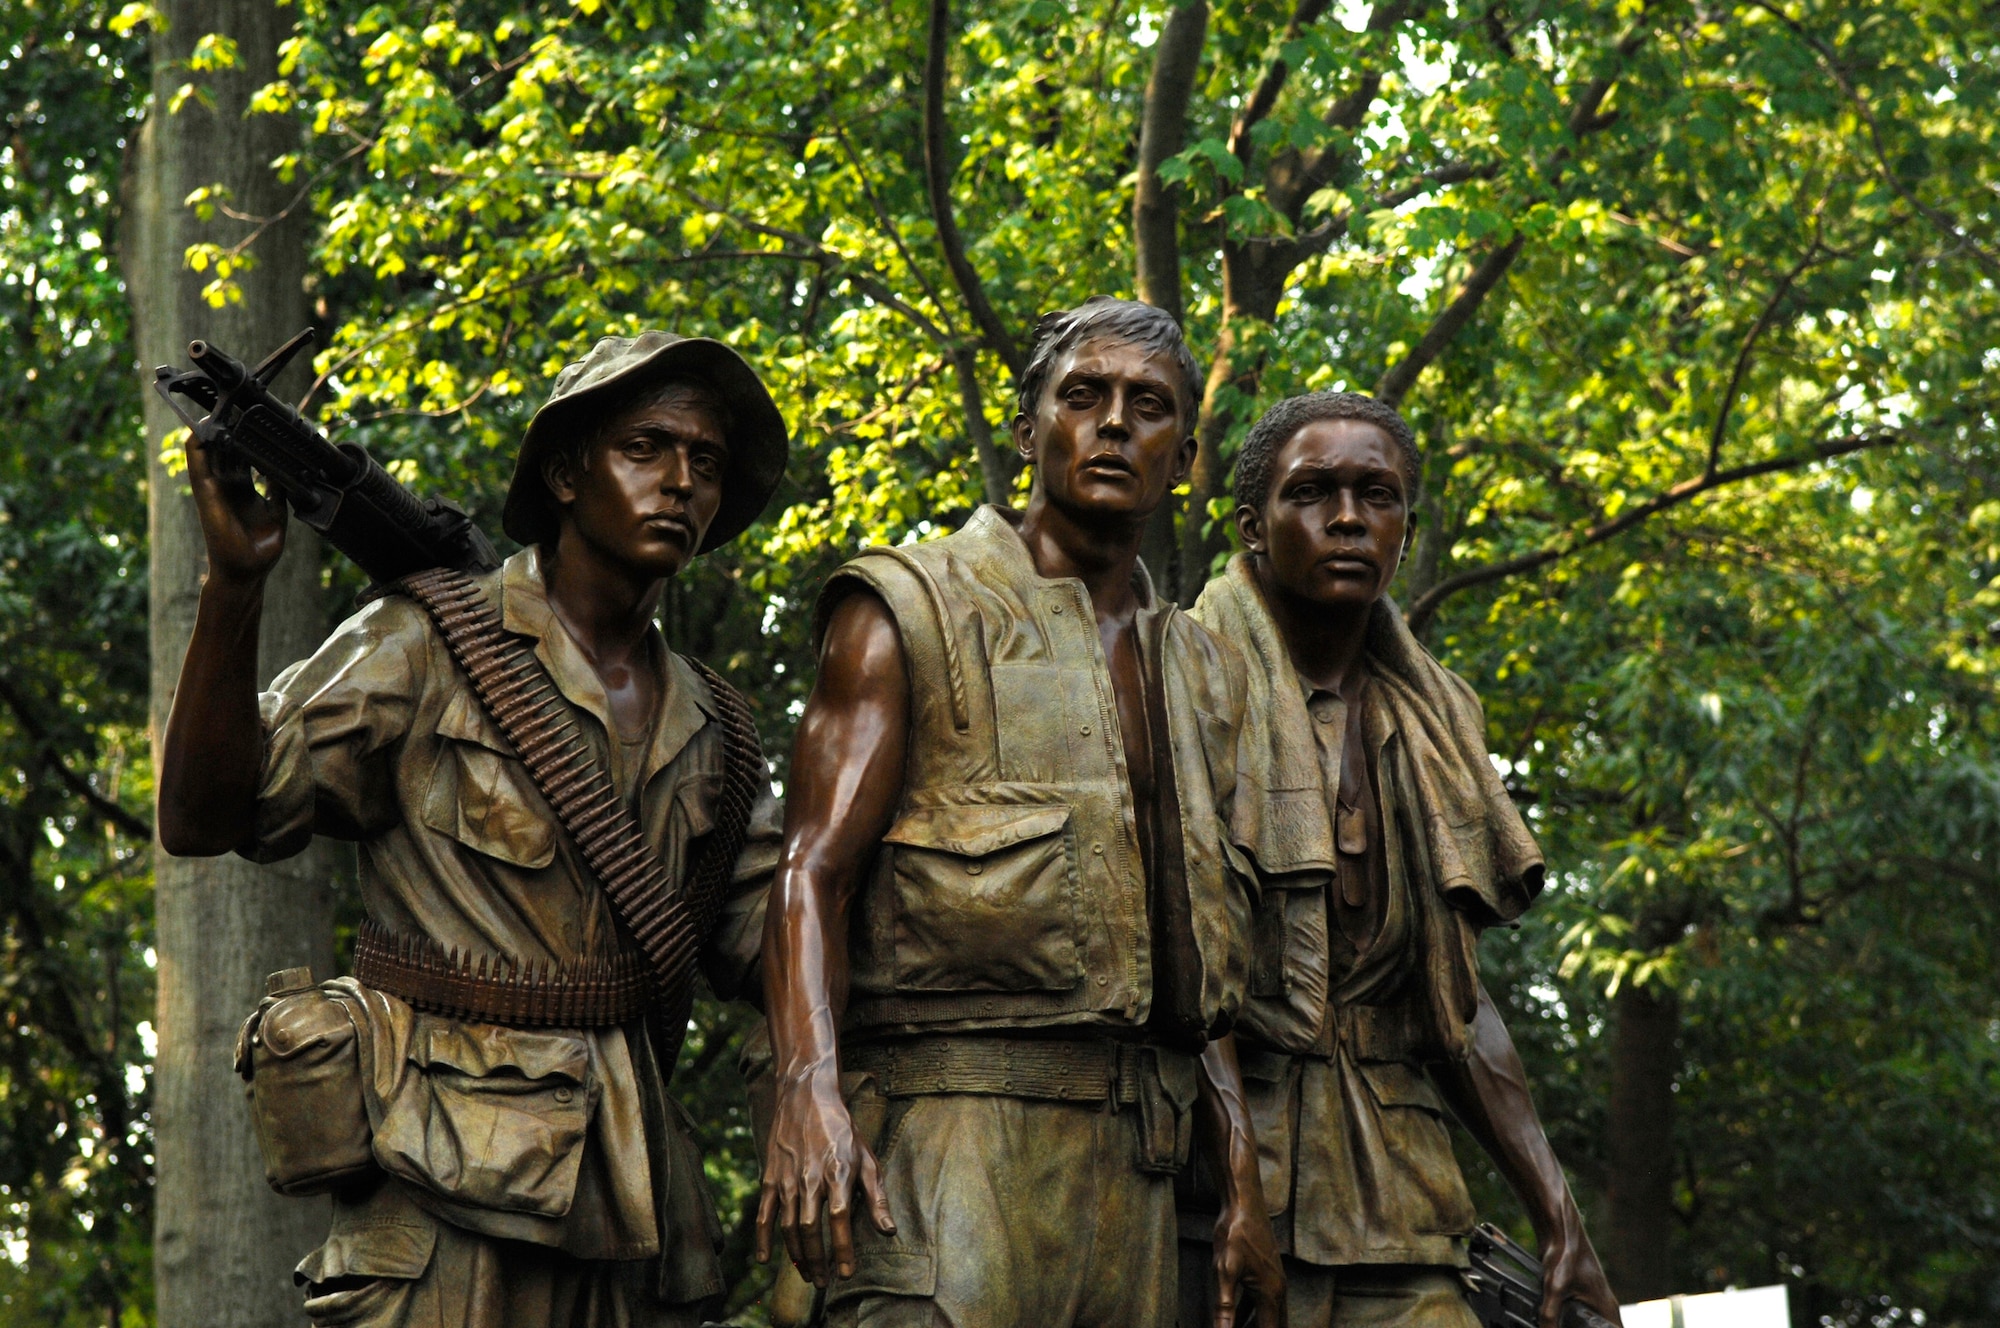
[184,428,287,586]
[1540,1221,1622,1328]
[754,1075,895,1288]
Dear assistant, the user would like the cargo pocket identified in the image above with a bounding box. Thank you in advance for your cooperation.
[373,1017,593,1217]
[821,1246,938,1319]
[884,802,1082,992]
[420,690,556,870]
[1238,1046,1300,1216]
[1356,1057,1477,1236]
[296,1218,437,1327]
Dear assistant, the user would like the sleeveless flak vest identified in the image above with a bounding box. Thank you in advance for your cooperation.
[813,506,1255,1044]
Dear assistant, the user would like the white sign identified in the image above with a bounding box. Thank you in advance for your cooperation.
[1622,1284,1790,1328]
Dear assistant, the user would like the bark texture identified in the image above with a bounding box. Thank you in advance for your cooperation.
[1604,981,1680,1302]
[125,2,340,1322]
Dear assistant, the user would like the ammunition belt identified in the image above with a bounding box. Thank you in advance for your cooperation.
[355,919,650,1027]
[843,1035,1172,1105]
[396,568,765,1062]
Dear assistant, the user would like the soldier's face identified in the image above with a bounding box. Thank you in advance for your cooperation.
[1014,338,1195,524]
[547,389,730,580]
[1239,419,1411,609]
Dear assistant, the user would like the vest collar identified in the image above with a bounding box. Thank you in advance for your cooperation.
[965,503,1165,612]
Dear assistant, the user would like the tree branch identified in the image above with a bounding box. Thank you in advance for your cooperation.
[1373,233,1525,407]
[1226,0,1335,168]
[1706,240,1824,478]
[1404,430,1910,631]
[1370,14,1653,407]
[1133,0,1209,321]
[923,0,1024,376]
[0,676,152,841]
[1753,0,2000,282]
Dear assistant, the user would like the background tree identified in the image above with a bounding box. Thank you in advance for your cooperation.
[123,0,342,1324]
[0,0,1994,1322]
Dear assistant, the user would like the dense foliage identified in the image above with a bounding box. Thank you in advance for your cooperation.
[0,2,153,1323]
[2,0,1997,1322]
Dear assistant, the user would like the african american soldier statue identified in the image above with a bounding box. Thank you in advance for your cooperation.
[156,332,789,1327]
[1174,391,1623,1328]
[756,297,1286,1328]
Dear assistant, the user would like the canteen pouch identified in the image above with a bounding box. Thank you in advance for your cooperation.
[1133,1047,1199,1175]
[235,966,377,1197]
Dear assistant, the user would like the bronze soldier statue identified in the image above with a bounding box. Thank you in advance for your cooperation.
[755,297,1285,1327]
[1177,392,1623,1328]
[156,333,788,1327]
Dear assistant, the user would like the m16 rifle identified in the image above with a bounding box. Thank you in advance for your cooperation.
[1465,1222,1621,1328]
[153,329,500,586]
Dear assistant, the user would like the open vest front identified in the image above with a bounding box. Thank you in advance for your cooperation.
[813,506,1253,1043]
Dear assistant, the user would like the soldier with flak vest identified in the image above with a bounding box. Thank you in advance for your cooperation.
[756,296,1288,1328]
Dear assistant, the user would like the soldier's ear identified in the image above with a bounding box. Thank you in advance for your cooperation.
[1235,503,1266,555]
[1171,433,1197,489]
[543,450,579,508]
[1011,413,1035,463]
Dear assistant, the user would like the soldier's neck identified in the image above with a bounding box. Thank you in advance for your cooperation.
[541,534,665,669]
[1255,557,1372,701]
[1017,495,1145,625]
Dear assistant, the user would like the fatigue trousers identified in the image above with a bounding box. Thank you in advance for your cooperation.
[823,1093,1180,1328]
[1178,1241,1479,1328]
[297,1178,706,1328]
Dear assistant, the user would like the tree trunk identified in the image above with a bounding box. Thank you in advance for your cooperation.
[125,3,340,1323]
[1178,249,1283,604]
[1132,0,1208,602]
[1604,980,1680,1302]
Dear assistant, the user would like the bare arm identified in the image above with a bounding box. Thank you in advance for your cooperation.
[1197,1034,1287,1328]
[157,432,289,856]
[1430,985,1622,1328]
[755,588,909,1287]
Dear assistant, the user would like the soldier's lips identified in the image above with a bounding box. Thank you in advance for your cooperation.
[1079,454,1137,480]
[644,513,694,542]
[1320,551,1378,572]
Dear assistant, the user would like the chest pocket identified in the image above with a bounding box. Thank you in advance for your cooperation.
[883,801,1082,992]
[421,690,558,871]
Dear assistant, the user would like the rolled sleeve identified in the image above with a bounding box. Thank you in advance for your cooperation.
[238,597,428,863]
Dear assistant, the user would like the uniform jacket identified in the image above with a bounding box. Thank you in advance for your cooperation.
[245,547,778,1301]
[1187,555,1544,1266]
[813,505,1256,1045]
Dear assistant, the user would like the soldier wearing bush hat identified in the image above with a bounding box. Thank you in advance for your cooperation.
[158,330,790,1327]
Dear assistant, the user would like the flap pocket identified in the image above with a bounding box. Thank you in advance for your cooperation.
[884,801,1082,993]
[1357,1059,1445,1114]
[434,688,516,755]
[295,1220,438,1286]
[822,1246,937,1306]
[421,721,556,871]
[372,1018,593,1217]
[420,1021,588,1084]
[882,804,1068,857]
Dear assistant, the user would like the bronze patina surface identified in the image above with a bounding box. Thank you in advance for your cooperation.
[158,333,788,1326]
[1177,394,1623,1328]
[756,298,1284,1328]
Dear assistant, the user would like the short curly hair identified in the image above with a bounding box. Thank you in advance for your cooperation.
[1232,391,1421,514]
[1016,296,1202,426]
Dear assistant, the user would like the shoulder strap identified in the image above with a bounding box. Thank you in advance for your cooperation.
[395,569,762,1050]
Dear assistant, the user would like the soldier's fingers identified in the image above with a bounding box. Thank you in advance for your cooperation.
[1212,1256,1240,1328]
[779,1183,809,1280]
[754,1183,779,1263]
[796,1181,830,1287]
[857,1145,897,1235]
[1259,1277,1289,1328]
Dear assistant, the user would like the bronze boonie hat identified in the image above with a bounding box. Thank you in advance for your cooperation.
[502,331,789,554]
